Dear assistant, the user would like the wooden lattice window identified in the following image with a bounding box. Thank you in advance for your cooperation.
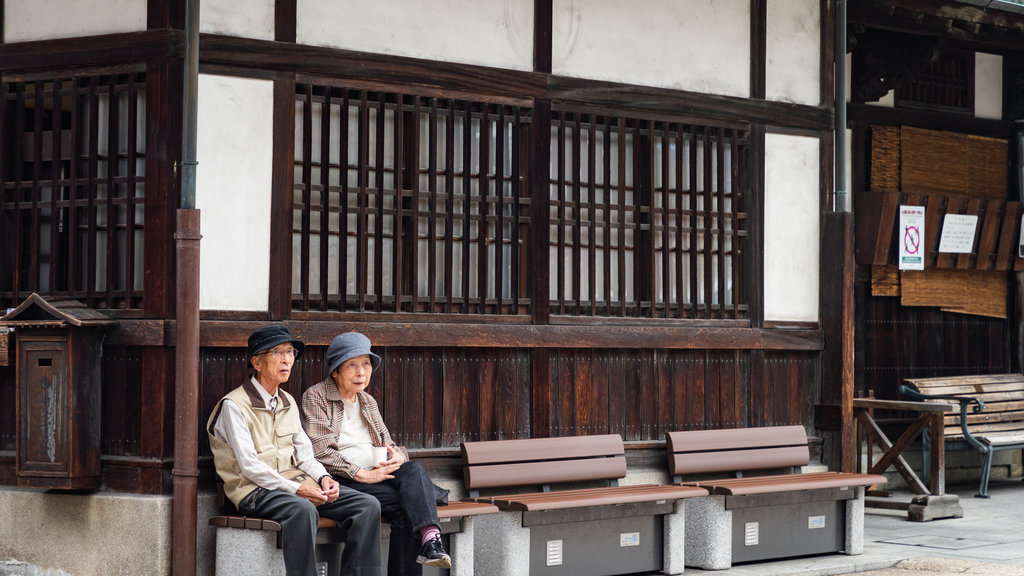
[292,84,531,314]
[548,110,749,319]
[896,50,973,112]
[1,69,146,310]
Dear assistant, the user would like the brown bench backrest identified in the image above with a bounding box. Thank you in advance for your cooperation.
[903,374,1024,440]
[666,425,810,478]
[461,434,626,491]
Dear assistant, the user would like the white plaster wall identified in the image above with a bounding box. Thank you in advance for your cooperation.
[3,0,146,42]
[196,75,274,312]
[297,0,533,71]
[201,0,275,40]
[764,133,820,322]
[766,0,820,105]
[975,52,1003,120]
[553,0,749,96]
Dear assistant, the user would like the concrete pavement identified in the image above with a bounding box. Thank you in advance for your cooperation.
[695,478,1024,576]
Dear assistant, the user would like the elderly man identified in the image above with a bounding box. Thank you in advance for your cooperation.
[207,325,382,576]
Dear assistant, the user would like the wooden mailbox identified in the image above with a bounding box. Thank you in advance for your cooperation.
[0,293,112,490]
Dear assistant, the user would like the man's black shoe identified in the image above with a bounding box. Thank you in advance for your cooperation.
[417,535,452,569]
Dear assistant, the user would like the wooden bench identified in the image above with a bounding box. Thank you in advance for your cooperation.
[461,434,707,576]
[209,494,498,576]
[666,425,887,570]
[901,373,1024,498]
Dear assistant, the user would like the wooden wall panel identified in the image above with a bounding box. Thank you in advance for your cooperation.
[749,352,817,428]
[860,295,1010,400]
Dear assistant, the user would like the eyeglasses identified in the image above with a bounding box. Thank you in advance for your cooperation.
[256,348,298,360]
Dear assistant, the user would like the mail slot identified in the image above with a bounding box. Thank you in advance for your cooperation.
[0,293,112,490]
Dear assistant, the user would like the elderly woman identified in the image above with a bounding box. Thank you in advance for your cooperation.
[301,332,450,574]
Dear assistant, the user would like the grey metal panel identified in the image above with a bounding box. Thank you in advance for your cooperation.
[730,500,846,563]
[528,515,664,576]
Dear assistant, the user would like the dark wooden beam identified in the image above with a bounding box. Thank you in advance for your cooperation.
[751,0,766,100]
[0,30,184,74]
[847,101,1012,139]
[547,75,834,131]
[198,34,547,101]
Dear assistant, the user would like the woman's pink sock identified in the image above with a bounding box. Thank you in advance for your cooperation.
[420,525,441,544]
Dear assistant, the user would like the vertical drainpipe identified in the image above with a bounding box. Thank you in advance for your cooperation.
[172,0,201,574]
[835,0,848,213]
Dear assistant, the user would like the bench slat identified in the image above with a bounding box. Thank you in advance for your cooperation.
[476,484,708,511]
[682,471,887,496]
[436,501,500,519]
[666,425,807,453]
[906,374,1024,387]
[670,446,809,476]
[465,454,627,489]
[461,434,623,465]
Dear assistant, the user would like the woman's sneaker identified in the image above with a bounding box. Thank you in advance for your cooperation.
[417,534,452,569]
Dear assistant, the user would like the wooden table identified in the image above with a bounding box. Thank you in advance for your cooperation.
[853,397,963,521]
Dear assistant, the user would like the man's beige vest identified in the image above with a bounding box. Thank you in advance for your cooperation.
[206,379,307,507]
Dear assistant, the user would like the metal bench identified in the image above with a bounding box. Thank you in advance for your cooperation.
[901,373,1024,498]
[209,496,498,576]
[461,434,707,576]
[666,425,887,570]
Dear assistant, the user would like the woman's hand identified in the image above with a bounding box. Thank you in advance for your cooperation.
[385,445,406,466]
[354,461,400,484]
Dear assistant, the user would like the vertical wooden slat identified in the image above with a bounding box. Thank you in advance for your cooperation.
[374,92,386,312]
[603,115,613,317]
[125,75,139,307]
[935,196,963,269]
[427,98,439,312]
[956,198,981,269]
[731,131,743,318]
[86,77,99,307]
[556,112,567,315]
[995,201,1020,270]
[393,95,405,313]
[510,107,523,315]
[49,79,62,294]
[299,84,313,311]
[318,87,331,311]
[460,102,472,313]
[924,194,945,268]
[617,117,627,317]
[409,97,421,313]
[105,78,118,308]
[494,105,505,313]
[478,105,490,314]
[357,90,370,311]
[975,198,1002,271]
[444,100,456,313]
[716,127,727,317]
[702,128,714,318]
[659,123,670,317]
[571,112,582,312]
[674,126,686,319]
[587,114,597,316]
[31,81,43,294]
[338,90,350,310]
[688,126,699,318]
[67,78,81,294]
